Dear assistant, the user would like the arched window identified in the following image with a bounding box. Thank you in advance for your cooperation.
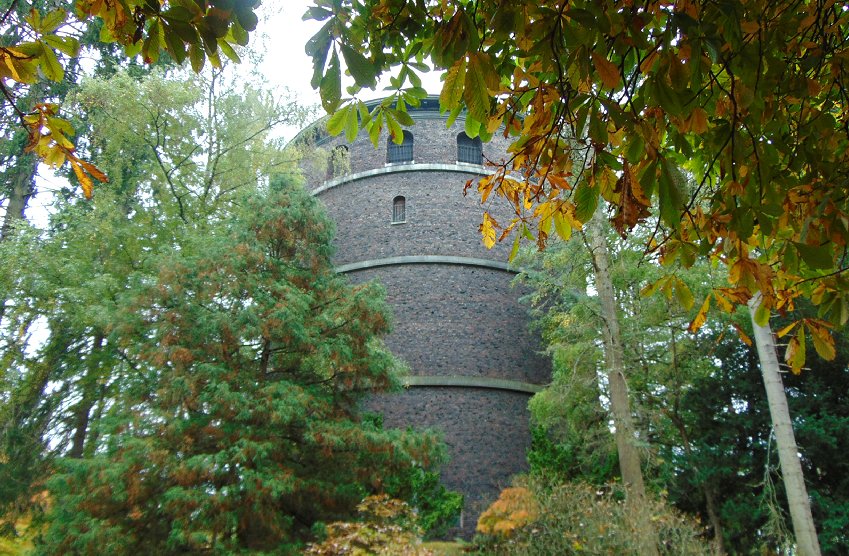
[326,145,350,179]
[457,132,483,164]
[387,131,414,163]
[392,196,406,223]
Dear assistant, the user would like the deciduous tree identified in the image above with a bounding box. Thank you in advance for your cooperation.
[1,0,259,192]
[305,0,849,371]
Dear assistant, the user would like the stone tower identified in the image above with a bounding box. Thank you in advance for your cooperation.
[300,97,550,536]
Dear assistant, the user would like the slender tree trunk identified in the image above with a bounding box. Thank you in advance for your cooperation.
[1,137,38,240]
[69,334,104,458]
[0,144,37,328]
[748,292,821,556]
[586,213,659,556]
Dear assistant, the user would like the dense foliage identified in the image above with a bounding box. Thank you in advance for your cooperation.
[307,0,849,371]
[1,66,457,553]
[476,479,710,555]
[36,185,440,554]
[1,0,259,191]
[517,233,849,554]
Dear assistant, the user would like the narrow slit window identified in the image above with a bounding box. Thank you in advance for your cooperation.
[392,196,406,223]
[387,131,414,163]
[457,132,483,165]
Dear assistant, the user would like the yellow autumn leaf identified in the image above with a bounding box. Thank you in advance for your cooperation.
[785,327,806,374]
[480,212,498,249]
[553,208,572,241]
[805,320,836,361]
[733,323,753,346]
[688,294,711,333]
[70,158,94,199]
[775,321,798,338]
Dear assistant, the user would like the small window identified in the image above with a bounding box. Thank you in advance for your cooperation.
[457,132,483,164]
[392,196,406,223]
[387,131,413,164]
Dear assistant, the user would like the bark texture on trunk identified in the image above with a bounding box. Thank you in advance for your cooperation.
[69,334,104,459]
[748,292,821,556]
[586,213,659,556]
[1,152,37,240]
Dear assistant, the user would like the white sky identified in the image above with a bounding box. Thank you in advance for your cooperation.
[255,1,442,130]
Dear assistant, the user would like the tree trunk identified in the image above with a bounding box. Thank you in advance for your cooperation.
[748,292,821,556]
[1,142,37,240]
[0,146,38,328]
[69,334,105,458]
[586,213,659,556]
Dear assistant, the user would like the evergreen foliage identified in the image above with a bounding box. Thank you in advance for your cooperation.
[36,185,441,554]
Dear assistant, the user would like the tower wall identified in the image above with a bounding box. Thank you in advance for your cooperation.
[303,100,550,536]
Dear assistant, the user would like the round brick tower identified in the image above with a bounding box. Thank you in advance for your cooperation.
[299,97,550,536]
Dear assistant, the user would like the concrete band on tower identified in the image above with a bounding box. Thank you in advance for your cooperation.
[298,97,551,538]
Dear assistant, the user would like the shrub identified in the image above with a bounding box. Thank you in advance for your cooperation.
[305,495,434,555]
[475,479,711,555]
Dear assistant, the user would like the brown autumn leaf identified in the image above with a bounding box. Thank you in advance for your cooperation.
[611,161,651,236]
[592,52,620,89]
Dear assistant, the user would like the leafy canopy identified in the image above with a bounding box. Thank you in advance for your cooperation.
[305,0,849,371]
[1,0,259,196]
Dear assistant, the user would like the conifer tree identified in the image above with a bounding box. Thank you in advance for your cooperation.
[37,184,439,555]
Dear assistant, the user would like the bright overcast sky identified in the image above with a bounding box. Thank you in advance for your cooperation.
[256,2,324,107]
[256,1,442,120]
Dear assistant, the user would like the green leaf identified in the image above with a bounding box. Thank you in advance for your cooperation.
[588,109,607,144]
[303,6,333,21]
[164,27,187,64]
[793,242,834,270]
[217,39,240,64]
[652,75,684,117]
[162,6,194,22]
[445,104,463,128]
[674,278,695,310]
[341,44,376,87]
[386,110,404,144]
[39,8,68,35]
[306,20,333,89]
[320,49,342,113]
[754,300,771,327]
[367,111,383,147]
[509,233,520,262]
[464,52,496,122]
[344,104,359,142]
[392,108,415,127]
[235,5,258,32]
[573,181,598,223]
[440,57,466,113]
[624,134,645,164]
[464,114,481,139]
[189,42,205,73]
[43,35,80,57]
[142,19,163,64]
[326,105,349,136]
[37,41,63,81]
[658,158,684,230]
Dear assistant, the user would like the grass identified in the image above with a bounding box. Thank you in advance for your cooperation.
[421,540,470,555]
